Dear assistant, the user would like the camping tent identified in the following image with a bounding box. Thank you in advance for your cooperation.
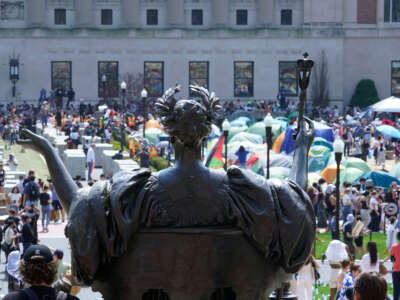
[356,171,400,191]
[371,96,400,112]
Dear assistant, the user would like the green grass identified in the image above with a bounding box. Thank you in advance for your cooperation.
[315,232,388,260]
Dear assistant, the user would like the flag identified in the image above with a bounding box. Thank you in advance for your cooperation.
[205,135,225,169]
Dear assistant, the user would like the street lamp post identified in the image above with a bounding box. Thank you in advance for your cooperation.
[334,138,345,240]
[264,113,273,179]
[222,119,231,171]
[120,81,127,151]
[102,74,107,104]
[9,55,20,98]
[141,88,148,138]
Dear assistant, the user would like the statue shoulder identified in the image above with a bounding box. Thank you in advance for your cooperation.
[109,169,152,202]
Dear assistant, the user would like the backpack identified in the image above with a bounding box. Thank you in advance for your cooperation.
[27,182,39,201]
[23,288,69,300]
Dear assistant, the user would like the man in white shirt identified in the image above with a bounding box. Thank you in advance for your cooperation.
[87,144,96,181]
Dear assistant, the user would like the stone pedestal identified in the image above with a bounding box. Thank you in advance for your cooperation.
[63,149,86,179]
[94,144,114,168]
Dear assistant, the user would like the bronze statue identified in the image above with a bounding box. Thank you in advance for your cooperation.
[18,84,315,300]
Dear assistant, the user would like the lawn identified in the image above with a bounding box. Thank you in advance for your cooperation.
[315,232,388,260]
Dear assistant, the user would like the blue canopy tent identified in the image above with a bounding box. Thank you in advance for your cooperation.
[279,121,334,154]
[355,171,400,192]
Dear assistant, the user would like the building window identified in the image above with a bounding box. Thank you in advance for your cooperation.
[54,8,66,25]
[144,62,164,97]
[236,9,248,25]
[101,9,113,25]
[51,61,71,92]
[385,0,400,22]
[189,62,209,96]
[281,9,292,25]
[192,9,203,25]
[98,61,119,97]
[234,61,253,97]
[279,62,298,96]
[146,9,158,25]
[392,61,400,96]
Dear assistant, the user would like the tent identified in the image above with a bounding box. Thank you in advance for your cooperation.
[334,168,365,186]
[310,145,332,157]
[312,137,333,152]
[390,163,400,179]
[272,132,285,153]
[230,119,248,128]
[229,132,263,145]
[144,127,163,144]
[308,153,332,173]
[145,120,162,130]
[321,164,345,184]
[279,121,334,154]
[371,96,400,112]
[228,126,248,141]
[269,167,290,180]
[341,157,371,174]
[356,171,400,191]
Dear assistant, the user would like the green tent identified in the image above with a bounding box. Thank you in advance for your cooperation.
[227,126,248,141]
[308,153,332,173]
[246,122,285,142]
[334,167,365,185]
[144,127,163,144]
[309,145,332,157]
[229,132,263,145]
[269,167,290,180]
[341,157,371,174]
[312,137,333,152]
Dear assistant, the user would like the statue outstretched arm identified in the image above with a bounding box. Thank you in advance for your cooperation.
[289,117,314,190]
[17,129,78,213]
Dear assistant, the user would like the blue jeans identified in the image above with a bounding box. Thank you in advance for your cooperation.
[41,204,51,229]
[393,271,400,300]
[88,162,94,180]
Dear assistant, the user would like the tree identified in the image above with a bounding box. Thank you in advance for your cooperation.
[311,50,330,107]
[350,79,379,108]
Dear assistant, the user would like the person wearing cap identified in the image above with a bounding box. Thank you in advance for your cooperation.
[3,244,80,300]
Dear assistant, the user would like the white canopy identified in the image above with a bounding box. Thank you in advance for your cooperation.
[371,96,400,112]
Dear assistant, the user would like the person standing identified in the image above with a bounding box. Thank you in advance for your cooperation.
[136,147,150,169]
[360,241,380,273]
[368,191,380,233]
[39,186,52,233]
[23,174,39,208]
[343,214,355,259]
[326,240,349,300]
[86,143,96,181]
[338,264,361,300]
[387,217,397,253]
[50,181,64,223]
[235,145,249,168]
[391,231,400,300]
[20,215,37,255]
[296,255,319,300]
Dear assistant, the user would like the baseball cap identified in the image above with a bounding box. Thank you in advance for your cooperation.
[23,245,53,264]
[54,249,64,260]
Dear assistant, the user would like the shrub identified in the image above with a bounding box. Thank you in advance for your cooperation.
[350,79,379,108]
[150,156,169,171]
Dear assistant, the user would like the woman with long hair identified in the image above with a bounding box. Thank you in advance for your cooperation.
[360,241,379,273]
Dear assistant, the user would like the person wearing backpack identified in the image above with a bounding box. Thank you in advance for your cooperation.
[23,175,39,208]
[2,244,80,300]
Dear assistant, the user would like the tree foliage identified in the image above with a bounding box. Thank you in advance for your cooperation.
[350,79,379,108]
[311,50,330,107]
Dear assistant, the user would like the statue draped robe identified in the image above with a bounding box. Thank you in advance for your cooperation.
[66,166,315,285]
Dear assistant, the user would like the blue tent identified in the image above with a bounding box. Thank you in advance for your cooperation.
[355,171,400,192]
[279,121,334,154]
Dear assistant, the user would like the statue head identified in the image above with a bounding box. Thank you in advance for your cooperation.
[155,85,221,148]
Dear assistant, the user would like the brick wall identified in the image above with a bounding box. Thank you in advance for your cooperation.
[358,0,377,24]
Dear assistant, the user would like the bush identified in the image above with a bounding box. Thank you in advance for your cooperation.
[150,156,169,171]
[350,79,379,108]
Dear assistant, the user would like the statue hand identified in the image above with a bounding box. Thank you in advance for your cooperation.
[17,129,50,154]
[295,117,315,152]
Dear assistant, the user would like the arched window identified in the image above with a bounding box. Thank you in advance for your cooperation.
[142,289,170,300]
[210,288,236,300]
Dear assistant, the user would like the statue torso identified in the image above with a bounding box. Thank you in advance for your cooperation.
[142,167,235,227]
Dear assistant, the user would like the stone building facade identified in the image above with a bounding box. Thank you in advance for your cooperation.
[0,0,399,107]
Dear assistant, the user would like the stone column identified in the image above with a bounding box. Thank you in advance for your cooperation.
[212,0,229,27]
[75,0,94,28]
[303,0,312,24]
[121,0,141,28]
[256,0,273,26]
[27,0,47,27]
[343,0,357,24]
[376,0,384,25]
[167,0,185,27]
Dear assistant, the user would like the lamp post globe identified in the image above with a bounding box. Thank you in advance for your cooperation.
[101,74,107,104]
[264,113,274,179]
[333,137,345,240]
[141,88,148,138]
[222,119,231,171]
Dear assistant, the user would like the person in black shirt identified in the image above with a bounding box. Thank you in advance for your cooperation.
[343,214,355,260]
[3,244,80,300]
[20,215,37,255]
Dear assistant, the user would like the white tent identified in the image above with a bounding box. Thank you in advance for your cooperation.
[371,96,400,112]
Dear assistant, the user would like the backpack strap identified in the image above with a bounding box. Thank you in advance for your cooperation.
[22,288,40,300]
[56,291,68,300]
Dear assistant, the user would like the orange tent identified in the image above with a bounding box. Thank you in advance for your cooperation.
[272,132,285,154]
[145,120,162,130]
[321,164,345,184]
